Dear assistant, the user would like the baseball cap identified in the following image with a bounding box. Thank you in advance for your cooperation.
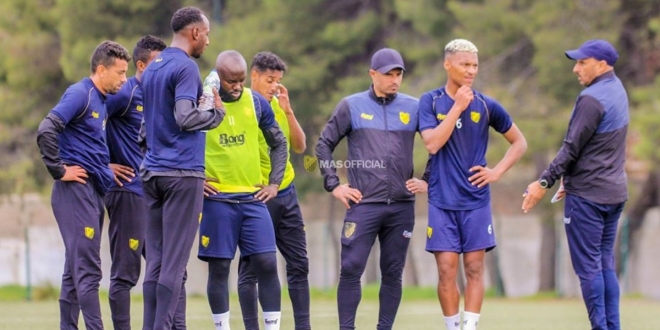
[565,39,619,66]
[370,48,406,73]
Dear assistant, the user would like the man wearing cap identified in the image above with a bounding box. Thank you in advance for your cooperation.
[419,39,527,330]
[316,48,429,330]
[522,39,628,330]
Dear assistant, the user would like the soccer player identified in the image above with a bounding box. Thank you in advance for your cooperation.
[522,39,628,330]
[237,52,311,330]
[140,7,224,330]
[36,40,131,330]
[198,50,288,330]
[315,48,428,330]
[418,39,527,330]
[104,35,194,330]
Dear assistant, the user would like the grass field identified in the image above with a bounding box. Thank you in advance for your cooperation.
[0,285,658,329]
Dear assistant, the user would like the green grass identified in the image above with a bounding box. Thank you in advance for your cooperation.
[0,285,658,329]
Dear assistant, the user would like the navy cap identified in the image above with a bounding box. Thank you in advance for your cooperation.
[565,39,619,66]
[370,48,406,73]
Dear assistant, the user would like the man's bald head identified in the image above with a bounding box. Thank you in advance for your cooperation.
[216,50,247,75]
[215,50,248,102]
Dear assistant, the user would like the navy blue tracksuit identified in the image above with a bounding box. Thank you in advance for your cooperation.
[541,71,628,330]
[316,86,421,330]
[37,77,114,330]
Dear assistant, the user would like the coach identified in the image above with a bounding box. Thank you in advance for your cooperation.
[522,39,629,330]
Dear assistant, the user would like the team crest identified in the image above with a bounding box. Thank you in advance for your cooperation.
[303,155,318,173]
[470,111,481,123]
[136,105,143,112]
[84,227,95,239]
[399,112,410,125]
[427,226,433,239]
[129,238,140,251]
[201,235,210,248]
[343,222,356,238]
[437,113,447,120]
[91,111,99,119]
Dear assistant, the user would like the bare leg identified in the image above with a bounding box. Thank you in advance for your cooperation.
[463,250,486,313]
[434,251,461,316]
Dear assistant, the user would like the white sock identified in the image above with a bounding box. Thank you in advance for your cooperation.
[443,313,461,330]
[463,311,480,330]
[263,311,282,330]
[212,311,230,330]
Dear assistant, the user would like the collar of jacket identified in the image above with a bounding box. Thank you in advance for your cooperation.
[368,84,397,105]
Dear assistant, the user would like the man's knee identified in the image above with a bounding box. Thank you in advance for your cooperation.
[463,258,484,282]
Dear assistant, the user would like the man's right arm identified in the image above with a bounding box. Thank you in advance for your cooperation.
[173,66,225,131]
[36,113,67,180]
[173,99,224,131]
[36,88,87,180]
[315,99,352,192]
[420,87,472,154]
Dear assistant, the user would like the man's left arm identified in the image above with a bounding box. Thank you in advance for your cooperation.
[277,84,306,154]
[257,95,287,189]
[468,100,528,188]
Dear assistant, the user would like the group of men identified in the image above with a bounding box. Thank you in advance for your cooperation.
[36,4,629,330]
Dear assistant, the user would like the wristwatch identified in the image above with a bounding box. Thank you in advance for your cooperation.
[539,179,549,189]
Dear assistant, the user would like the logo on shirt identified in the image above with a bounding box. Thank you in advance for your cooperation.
[136,105,143,112]
[399,112,410,125]
[154,57,163,62]
[129,238,140,251]
[91,111,100,119]
[219,133,245,147]
[437,113,447,120]
[343,222,356,238]
[427,226,433,238]
[564,217,571,224]
[360,113,374,120]
[402,230,412,238]
[303,155,318,173]
[84,227,95,239]
[470,111,481,123]
[201,235,210,248]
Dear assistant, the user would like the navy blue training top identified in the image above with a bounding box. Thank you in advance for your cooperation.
[541,71,629,204]
[141,47,205,173]
[418,87,513,210]
[106,76,144,196]
[51,77,114,195]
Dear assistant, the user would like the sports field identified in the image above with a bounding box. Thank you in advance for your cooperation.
[0,285,657,329]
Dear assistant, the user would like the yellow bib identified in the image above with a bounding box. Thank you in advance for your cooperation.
[205,88,262,193]
[259,97,295,189]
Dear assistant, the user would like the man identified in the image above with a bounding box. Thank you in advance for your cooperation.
[315,48,428,330]
[418,39,527,330]
[237,51,311,330]
[522,39,628,330]
[36,40,131,330]
[104,35,190,330]
[198,50,288,330]
[140,7,224,330]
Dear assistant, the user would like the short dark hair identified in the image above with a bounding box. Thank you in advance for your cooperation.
[90,40,131,73]
[171,7,204,33]
[132,35,167,68]
[251,51,287,73]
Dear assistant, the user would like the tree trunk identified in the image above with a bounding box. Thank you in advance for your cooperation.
[534,153,557,292]
[617,169,658,276]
